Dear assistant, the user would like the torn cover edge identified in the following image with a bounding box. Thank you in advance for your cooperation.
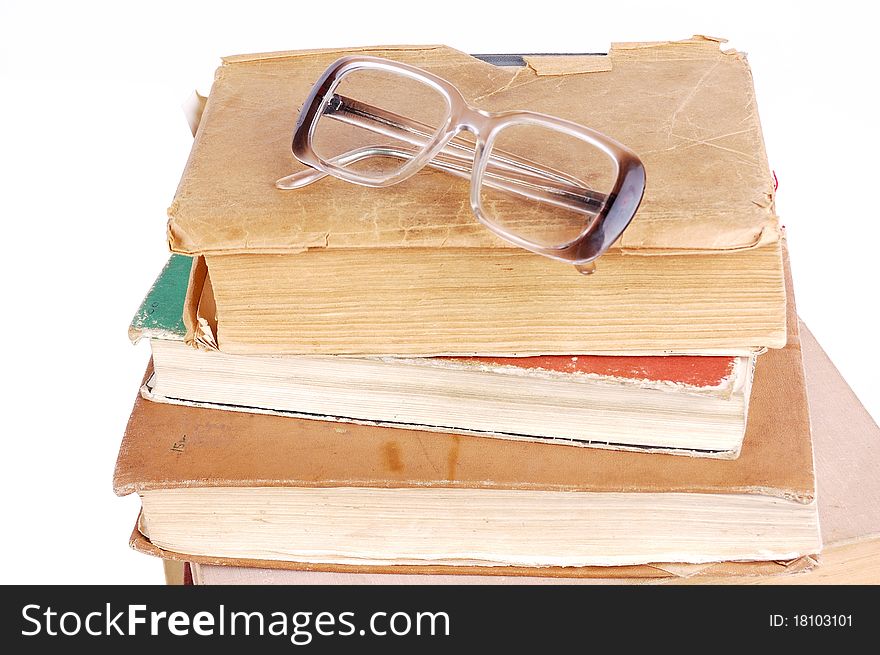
[523,35,736,76]
[182,255,218,351]
[128,255,187,345]
[182,91,207,138]
[219,35,737,75]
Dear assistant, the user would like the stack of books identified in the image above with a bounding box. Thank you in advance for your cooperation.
[114,37,880,583]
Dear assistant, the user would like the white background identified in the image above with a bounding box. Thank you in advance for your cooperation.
[0,1,876,584]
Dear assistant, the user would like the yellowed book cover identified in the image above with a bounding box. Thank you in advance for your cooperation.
[167,38,785,356]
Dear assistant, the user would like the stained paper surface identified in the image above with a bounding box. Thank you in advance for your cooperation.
[168,37,779,256]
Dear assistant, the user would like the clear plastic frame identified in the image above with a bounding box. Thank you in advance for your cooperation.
[276,56,646,273]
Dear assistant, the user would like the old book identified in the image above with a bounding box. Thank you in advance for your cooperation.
[185,323,880,584]
[114,277,819,573]
[133,255,756,457]
[167,37,786,356]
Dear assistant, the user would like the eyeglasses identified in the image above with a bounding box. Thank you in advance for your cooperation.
[276,56,645,274]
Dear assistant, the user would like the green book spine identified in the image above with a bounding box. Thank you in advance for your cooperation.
[129,254,191,342]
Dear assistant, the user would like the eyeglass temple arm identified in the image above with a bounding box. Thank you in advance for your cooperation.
[276,95,608,212]
[278,145,604,217]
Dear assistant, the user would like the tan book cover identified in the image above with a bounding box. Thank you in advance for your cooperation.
[164,38,787,356]
[169,37,778,256]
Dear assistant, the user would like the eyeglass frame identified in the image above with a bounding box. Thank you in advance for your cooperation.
[286,55,646,272]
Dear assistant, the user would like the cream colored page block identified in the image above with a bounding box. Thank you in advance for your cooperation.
[149,338,749,454]
[141,487,819,568]
[205,243,786,355]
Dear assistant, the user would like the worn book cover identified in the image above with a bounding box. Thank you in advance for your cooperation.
[163,38,787,356]
[114,270,817,576]
[134,254,755,457]
[169,37,778,256]
[188,322,880,584]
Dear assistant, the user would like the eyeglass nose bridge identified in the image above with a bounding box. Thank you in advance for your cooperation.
[446,108,499,185]
[451,106,496,136]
